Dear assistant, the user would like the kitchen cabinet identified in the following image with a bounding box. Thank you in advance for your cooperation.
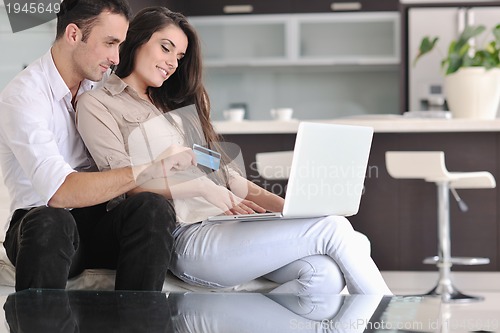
[189,12,400,67]
[174,0,399,16]
[296,13,399,66]
[189,15,288,67]
[180,0,294,16]
[128,0,163,14]
[293,0,399,13]
[188,12,400,120]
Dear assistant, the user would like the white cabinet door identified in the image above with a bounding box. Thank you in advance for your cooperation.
[190,15,289,67]
[297,12,400,65]
[190,12,400,67]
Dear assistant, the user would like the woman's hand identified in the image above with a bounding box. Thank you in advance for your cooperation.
[202,183,266,215]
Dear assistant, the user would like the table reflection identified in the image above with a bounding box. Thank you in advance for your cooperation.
[3,290,437,332]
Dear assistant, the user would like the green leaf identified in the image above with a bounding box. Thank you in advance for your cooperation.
[492,24,500,47]
[413,36,439,66]
[455,25,486,51]
[415,23,500,74]
[446,53,463,74]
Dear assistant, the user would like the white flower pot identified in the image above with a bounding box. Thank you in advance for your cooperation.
[444,67,500,119]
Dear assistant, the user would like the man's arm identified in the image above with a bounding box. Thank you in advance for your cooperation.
[47,167,135,208]
[48,146,196,208]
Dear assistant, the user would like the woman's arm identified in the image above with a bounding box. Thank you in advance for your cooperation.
[229,173,285,213]
[130,173,261,215]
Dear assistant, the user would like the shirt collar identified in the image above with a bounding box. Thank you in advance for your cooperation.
[103,73,129,96]
[43,49,99,102]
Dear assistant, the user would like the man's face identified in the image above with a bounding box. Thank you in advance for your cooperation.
[73,11,128,82]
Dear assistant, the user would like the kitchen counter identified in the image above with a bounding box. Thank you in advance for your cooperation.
[213,116,500,134]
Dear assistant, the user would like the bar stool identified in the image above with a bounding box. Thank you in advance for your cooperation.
[255,151,294,180]
[385,151,496,302]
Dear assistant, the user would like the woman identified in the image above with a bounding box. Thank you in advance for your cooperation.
[76,7,391,295]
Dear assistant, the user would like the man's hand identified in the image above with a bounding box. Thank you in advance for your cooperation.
[133,144,196,185]
[159,145,197,173]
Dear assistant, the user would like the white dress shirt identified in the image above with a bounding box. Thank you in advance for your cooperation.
[0,49,96,217]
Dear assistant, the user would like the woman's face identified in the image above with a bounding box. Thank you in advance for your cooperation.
[133,24,188,89]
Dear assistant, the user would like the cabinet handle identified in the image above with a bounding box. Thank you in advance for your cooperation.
[330,2,362,11]
[223,5,254,14]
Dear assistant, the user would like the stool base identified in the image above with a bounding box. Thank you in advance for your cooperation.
[421,255,489,302]
[423,256,490,266]
[424,283,484,303]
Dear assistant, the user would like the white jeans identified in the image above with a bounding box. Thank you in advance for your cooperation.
[172,216,392,295]
[172,293,385,333]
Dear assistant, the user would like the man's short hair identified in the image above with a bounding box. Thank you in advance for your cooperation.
[56,0,132,42]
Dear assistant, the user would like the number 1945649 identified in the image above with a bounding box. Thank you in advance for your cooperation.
[6,2,60,14]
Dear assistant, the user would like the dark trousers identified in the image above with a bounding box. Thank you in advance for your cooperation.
[4,289,176,333]
[3,192,176,292]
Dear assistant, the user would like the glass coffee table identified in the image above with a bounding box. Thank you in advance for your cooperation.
[1,290,440,332]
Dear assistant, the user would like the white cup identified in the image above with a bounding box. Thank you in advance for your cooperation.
[270,108,294,121]
[223,108,245,122]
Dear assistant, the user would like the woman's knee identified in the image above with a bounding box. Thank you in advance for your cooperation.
[323,216,355,233]
[353,230,372,255]
[301,255,345,294]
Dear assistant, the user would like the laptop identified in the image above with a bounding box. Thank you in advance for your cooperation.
[207,122,374,222]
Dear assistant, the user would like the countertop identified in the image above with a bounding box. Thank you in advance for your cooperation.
[213,116,500,134]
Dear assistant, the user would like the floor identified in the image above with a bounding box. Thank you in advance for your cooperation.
[0,271,498,332]
[382,271,500,333]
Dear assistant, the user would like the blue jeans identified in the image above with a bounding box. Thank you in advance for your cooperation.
[4,192,175,291]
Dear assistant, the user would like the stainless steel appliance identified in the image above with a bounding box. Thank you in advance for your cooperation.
[400,0,500,112]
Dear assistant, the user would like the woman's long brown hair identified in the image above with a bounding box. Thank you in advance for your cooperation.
[115,6,232,184]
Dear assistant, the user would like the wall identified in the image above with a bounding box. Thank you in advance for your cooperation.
[206,67,400,120]
[0,8,56,91]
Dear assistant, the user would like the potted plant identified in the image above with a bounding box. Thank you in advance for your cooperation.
[414,24,500,119]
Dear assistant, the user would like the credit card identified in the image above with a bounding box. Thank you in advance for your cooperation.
[193,144,221,170]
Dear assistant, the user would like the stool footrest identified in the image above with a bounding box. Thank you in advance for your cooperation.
[423,256,490,265]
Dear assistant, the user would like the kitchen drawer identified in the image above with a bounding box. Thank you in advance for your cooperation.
[162,0,398,16]
[293,0,399,13]
[182,0,294,16]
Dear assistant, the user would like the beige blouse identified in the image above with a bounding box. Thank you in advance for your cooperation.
[76,74,238,225]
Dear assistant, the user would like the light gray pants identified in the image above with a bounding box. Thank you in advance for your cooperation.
[172,215,391,295]
[171,293,384,333]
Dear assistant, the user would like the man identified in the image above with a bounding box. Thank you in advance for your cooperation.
[0,0,193,291]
